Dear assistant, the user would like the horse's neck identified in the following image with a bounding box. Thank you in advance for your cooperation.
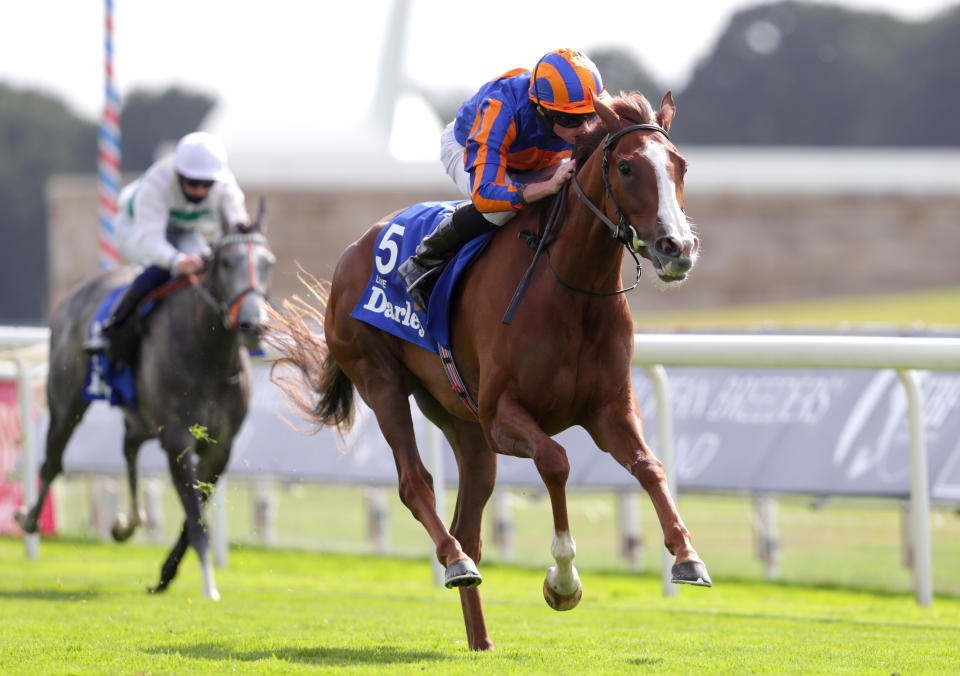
[161,281,239,368]
[548,166,626,294]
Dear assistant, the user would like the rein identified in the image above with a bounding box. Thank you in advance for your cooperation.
[501,123,668,324]
[189,232,271,330]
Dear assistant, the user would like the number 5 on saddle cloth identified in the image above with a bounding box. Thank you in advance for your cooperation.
[350,201,495,415]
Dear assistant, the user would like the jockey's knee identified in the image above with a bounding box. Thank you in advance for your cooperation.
[133,266,171,293]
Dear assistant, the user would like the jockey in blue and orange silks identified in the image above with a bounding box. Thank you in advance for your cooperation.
[397,48,610,310]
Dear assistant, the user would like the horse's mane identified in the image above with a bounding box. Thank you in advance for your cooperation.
[572,92,657,166]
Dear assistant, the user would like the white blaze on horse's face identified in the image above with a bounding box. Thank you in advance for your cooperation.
[640,139,699,281]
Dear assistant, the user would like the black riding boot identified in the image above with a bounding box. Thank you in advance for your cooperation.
[397,202,496,311]
[83,283,150,361]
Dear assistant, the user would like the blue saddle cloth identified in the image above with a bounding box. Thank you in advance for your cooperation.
[349,201,495,353]
[82,286,137,407]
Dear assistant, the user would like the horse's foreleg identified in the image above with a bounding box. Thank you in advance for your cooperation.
[446,423,498,650]
[112,428,147,542]
[586,393,712,587]
[149,527,189,595]
[151,441,230,597]
[161,435,219,601]
[414,388,496,650]
[489,393,582,611]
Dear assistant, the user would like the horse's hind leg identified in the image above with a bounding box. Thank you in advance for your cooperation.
[415,389,496,651]
[111,425,149,542]
[359,376,479,585]
[15,396,90,534]
[585,392,711,586]
[489,392,582,611]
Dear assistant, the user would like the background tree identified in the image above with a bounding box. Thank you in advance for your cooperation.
[0,85,95,322]
[677,1,960,145]
[589,46,663,100]
[0,85,216,322]
[121,87,216,171]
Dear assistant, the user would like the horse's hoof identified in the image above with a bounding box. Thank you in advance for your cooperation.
[147,582,168,595]
[444,556,482,589]
[14,507,37,534]
[671,560,713,587]
[110,514,131,542]
[543,577,582,611]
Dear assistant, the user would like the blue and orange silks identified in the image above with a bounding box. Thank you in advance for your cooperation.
[452,69,573,213]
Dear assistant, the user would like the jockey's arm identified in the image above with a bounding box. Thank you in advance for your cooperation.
[514,160,576,206]
[119,185,182,270]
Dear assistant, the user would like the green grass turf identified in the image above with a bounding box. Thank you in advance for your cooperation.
[1,537,959,674]
[638,285,960,331]
[48,479,960,598]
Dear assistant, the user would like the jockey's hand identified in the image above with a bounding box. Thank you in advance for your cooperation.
[517,159,576,205]
[174,253,205,276]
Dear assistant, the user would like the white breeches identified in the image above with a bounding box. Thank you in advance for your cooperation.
[440,121,515,227]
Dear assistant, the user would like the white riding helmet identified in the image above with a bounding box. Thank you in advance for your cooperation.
[173,131,230,181]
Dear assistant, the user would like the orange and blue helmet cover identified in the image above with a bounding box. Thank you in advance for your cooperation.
[528,48,607,114]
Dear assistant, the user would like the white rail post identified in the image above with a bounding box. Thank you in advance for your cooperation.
[493,487,515,563]
[211,476,228,569]
[252,477,276,546]
[365,486,390,555]
[142,475,166,544]
[16,357,38,560]
[618,490,644,571]
[898,370,932,607]
[752,493,781,580]
[644,364,677,597]
[90,476,121,540]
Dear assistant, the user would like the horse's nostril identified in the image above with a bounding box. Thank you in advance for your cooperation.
[656,237,682,258]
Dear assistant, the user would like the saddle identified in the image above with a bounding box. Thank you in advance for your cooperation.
[83,276,191,407]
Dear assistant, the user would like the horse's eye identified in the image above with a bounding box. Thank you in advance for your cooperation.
[618,161,631,176]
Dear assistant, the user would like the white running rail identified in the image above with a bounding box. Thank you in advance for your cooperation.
[633,333,960,606]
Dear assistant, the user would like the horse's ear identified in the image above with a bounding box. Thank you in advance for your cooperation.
[252,197,267,234]
[657,91,676,133]
[591,90,620,133]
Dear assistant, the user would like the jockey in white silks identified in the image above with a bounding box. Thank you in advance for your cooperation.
[85,131,249,362]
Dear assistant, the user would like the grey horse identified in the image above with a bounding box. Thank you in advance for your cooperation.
[17,208,274,600]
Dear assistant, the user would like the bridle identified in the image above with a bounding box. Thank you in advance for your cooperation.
[190,232,272,330]
[502,122,673,323]
[569,122,671,252]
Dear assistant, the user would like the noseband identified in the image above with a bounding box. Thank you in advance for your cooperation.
[191,232,272,330]
[570,123,671,252]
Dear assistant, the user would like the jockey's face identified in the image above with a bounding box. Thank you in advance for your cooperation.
[552,122,587,144]
[177,174,214,204]
[537,106,594,144]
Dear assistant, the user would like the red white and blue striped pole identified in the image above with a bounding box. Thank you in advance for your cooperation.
[97,0,121,268]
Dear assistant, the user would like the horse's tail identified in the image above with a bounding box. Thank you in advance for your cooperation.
[263,271,356,433]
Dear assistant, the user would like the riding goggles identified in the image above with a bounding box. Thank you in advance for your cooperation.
[548,111,596,128]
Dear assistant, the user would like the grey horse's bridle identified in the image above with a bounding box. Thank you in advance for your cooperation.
[191,232,272,330]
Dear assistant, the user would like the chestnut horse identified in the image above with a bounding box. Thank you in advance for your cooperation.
[267,91,710,650]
